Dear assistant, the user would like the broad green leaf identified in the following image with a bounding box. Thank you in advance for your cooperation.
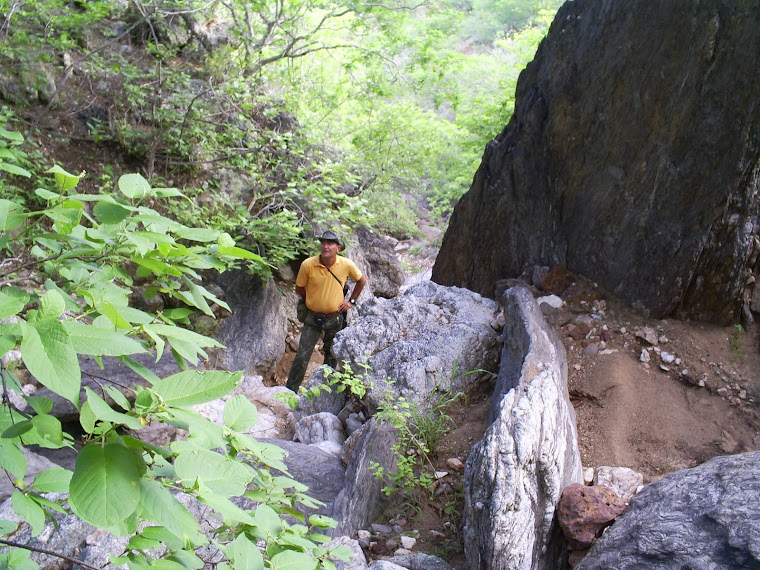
[144,324,223,349]
[131,256,183,278]
[38,290,65,319]
[167,410,226,449]
[0,548,38,570]
[152,187,186,198]
[104,385,131,412]
[146,559,185,570]
[0,128,24,142]
[126,534,163,550]
[183,277,213,316]
[223,396,258,432]
[93,201,131,224]
[0,439,26,479]
[0,199,25,231]
[30,414,64,448]
[0,519,18,533]
[47,165,81,192]
[0,286,29,319]
[99,300,132,330]
[269,549,318,570]
[218,233,236,249]
[196,491,256,525]
[174,447,252,496]
[117,355,161,385]
[218,245,266,263]
[84,387,144,431]
[169,338,206,366]
[20,320,81,407]
[119,173,151,199]
[63,321,146,356]
[141,525,185,550]
[25,396,53,415]
[69,443,143,527]
[79,401,97,433]
[2,420,33,439]
[43,279,79,311]
[133,230,177,244]
[152,370,241,407]
[138,478,206,546]
[176,227,219,242]
[167,549,204,569]
[33,466,72,493]
[253,504,282,538]
[11,491,45,536]
[0,162,31,177]
[309,514,338,529]
[126,232,152,256]
[223,534,265,570]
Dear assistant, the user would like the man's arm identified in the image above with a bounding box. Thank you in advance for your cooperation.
[295,285,306,300]
[339,275,366,313]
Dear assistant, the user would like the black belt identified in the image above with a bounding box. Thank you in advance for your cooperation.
[316,311,341,319]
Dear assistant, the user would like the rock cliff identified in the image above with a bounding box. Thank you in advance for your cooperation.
[433,0,760,324]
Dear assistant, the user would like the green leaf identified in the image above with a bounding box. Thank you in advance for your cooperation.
[84,387,144,431]
[25,396,53,415]
[117,355,161,385]
[269,550,318,570]
[141,525,185,550]
[223,396,258,432]
[0,128,24,142]
[218,233,236,249]
[33,466,73,493]
[63,321,147,356]
[174,447,252,496]
[0,439,26,479]
[38,290,66,319]
[11,491,45,536]
[0,286,29,319]
[253,504,283,538]
[69,443,143,527]
[218,245,266,263]
[94,201,131,224]
[30,413,64,448]
[0,519,18,533]
[0,199,25,231]
[20,320,81,407]
[196,491,256,525]
[138,478,206,546]
[104,385,131,412]
[176,227,219,242]
[0,162,32,177]
[0,548,39,570]
[152,370,241,407]
[119,173,151,199]
[223,534,265,570]
[2,420,33,439]
[183,277,213,317]
[167,549,204,569]
[47,165,81,192]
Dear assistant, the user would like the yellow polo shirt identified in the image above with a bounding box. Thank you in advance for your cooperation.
[296,255,363,314]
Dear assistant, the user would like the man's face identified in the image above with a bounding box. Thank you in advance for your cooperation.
[320,239,340,258]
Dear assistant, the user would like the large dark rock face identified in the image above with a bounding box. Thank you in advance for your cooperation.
[433,0,760,324]
[576,451,760,569]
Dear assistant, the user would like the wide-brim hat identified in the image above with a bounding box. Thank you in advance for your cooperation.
[317,230,345,249]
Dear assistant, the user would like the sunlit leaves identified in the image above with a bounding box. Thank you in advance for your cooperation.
[69,443,143,527]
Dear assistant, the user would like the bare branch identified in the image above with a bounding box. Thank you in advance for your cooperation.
[0,539,100,570]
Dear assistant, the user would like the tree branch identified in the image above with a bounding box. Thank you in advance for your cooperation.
[0,539,101,570]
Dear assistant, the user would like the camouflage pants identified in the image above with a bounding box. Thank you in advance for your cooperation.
[286,310,344,392]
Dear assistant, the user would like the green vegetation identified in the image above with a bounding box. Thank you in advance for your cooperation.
[0,0,564,565]
[0,135,350,568]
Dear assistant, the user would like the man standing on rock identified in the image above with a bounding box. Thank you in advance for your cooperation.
[286,230,366,392]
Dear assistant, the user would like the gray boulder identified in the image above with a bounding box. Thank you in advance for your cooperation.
[333,281,502,414]
[433,0,760,325]
[332,418,399,537]
[210,272,288,377]
[577,451,760,569]
[463,286,583,570]
[355,225,404,299]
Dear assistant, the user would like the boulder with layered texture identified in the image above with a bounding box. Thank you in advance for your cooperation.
[433,0,760,324]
